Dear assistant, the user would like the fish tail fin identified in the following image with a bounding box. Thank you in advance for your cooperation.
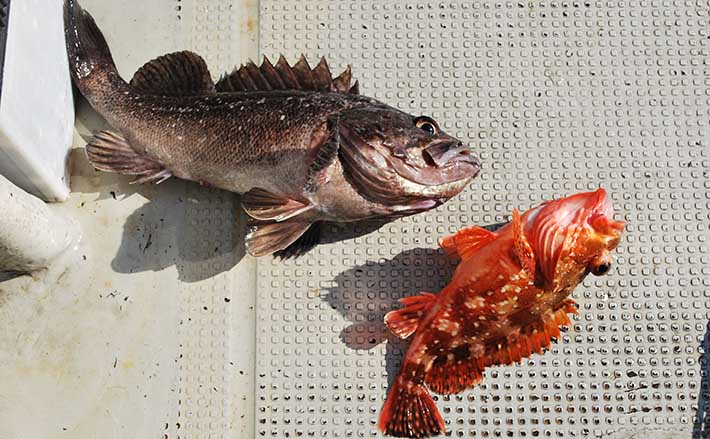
[64,0,120,91]
[378,377,444,438]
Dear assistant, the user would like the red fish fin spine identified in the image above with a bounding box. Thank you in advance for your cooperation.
[438,226,497,260]
[488,301,578,367]
[425,356,485,395]
[384,292,437,339]
[512,208,536,275]
[378,377,445,438]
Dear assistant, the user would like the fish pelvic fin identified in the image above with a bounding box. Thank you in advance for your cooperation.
[216,54,359,95]
[378,376,445,438]
[241,188,314,222]
[384,292,437,339]
[85,130,172,184]
[439,226,497,260]
[130,51,216,96]
[64,0,120,88]
[245,221,313,257]
[512,208,536,276]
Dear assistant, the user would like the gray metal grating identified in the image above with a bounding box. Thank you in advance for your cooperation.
[256,1,710,438]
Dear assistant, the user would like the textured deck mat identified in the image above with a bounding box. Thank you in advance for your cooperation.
[256,1,710,438]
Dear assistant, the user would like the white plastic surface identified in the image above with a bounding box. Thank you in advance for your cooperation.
[0,1,258,438]
[0,0,74,201]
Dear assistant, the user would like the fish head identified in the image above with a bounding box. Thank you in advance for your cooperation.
[525,188,626,289]
[336,106,481,215]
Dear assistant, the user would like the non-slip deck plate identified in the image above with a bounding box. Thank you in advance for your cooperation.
[257,1,710,438]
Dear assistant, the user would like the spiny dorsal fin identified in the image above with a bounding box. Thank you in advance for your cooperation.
[215,54,359,94]
[130,51,215,96]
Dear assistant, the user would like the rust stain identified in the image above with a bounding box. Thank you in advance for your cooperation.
[246,16,256,34]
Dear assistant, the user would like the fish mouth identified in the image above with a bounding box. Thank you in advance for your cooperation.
[338,125,480,207]
[395,140,482,187]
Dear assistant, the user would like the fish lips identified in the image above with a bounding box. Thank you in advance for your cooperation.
[338,125,481,207]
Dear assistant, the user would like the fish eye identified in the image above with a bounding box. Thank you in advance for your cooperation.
[591,262,611,276]
[414,116,439,136]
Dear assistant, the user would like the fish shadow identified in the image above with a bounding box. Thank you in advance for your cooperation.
[693,321,710,438]
[71,96,246,283]
[323,247,456,385]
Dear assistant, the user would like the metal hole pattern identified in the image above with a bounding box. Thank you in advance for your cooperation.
[257,1,710,438]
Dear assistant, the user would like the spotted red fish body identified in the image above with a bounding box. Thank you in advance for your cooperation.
[378,189,625,438]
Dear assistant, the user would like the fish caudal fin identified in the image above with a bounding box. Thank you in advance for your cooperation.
[384,292,437,339]
[85,131,172,184]
[378,377,445,438]
[439,226,497,260]
[64,0,119,88]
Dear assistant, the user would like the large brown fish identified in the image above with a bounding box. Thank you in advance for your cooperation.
[64,0,481,256]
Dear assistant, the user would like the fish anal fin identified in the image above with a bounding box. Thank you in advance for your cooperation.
[425,344,485,394]
[512,208,536,275]
[439,226,497,260]
[384,292,437,339]
[377,376,444,438]
[216,55,357,94]
[85,130,171,183]
[245,221,312,257]
[130,51,215,96]
[241,188,313,222]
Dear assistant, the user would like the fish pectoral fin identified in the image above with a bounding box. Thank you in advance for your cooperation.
[425,299,578,395]
[384,292,437,339]
[241,188,314,222]
[85,130,172,184]
[245,220,313,257]
[130,51,215,96]
[439,226,497,260]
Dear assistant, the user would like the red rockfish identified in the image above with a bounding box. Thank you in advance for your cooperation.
[378,189,625,438]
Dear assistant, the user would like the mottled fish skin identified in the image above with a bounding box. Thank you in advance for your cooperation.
[64,0,481,256]
[378,189,625,438]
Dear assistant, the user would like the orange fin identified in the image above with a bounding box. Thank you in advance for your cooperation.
[439,226,497,260]
[488,299,578,367]
[425,345,485,394]
[384,292,436,339]
[512,208,535,275]
[378,377,445,438]
[425,300,578,395]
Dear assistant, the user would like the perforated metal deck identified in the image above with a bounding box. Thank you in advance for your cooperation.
[256,1,710,438]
